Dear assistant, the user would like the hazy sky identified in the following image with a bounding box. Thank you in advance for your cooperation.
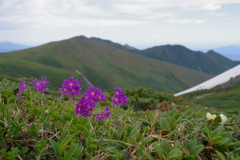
[0,0,240,50]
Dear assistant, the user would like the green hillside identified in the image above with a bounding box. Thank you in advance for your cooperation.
[125,44,239,75]
[0,58,90,94]
[0,36,213,93]
[179,82,240,112]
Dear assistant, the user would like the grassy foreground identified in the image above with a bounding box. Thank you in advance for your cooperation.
[0,78,240,160]
[180,82,240,112]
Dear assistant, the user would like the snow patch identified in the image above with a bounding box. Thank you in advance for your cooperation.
[175,64,240,96]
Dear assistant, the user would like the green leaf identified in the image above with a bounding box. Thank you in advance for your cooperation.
[143,151,155,160]
[215,150,226,160]
[159,117,169,130]
[227,142,238,147]
[59,119,73,141]
[184,140,204,156]
[204,126,211,138]
[129,126,138,137]
[160,139,170,153]
[153,142,164,160]
[169,121,177,132]
[191,145,204,156]
[211,126,224,138]
[176,110,190,122]
[64,144,79,160]
[129,130,140,144]
[166,148,183,160]
[94,139,134,147]
[49,139,59,156]
[59,134,76,155]
[211,136,223,145]
[146,110,154,124]
[218,138,230,146]
[171,142,180,150]
[112,128,120,140]
[138,118,150,125]
[169,116,177,123]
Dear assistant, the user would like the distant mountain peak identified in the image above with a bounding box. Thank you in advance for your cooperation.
[72,35,88,40]
[0,41,31,53]
[131,43,239,75]
[124,44,136,50]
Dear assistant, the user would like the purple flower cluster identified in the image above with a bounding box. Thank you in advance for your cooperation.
[95,107,111,121]
[112,87,128,107]
[33,77,49,92]
[18,76,128,121]
[75,86,107,119]
[17,80,26,101]
[59,77,81,98]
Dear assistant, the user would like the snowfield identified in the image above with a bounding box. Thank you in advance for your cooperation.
[175,64,240,96]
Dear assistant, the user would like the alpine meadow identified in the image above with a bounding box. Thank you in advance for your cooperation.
[0,36,240,160]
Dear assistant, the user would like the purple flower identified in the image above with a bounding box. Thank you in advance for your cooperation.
[33,77,49,92]
[112,95,128,107]
[75,97,95,118]
[114,87,124,96]
[70,85,81,98]
[59,77,81,98]
[17,94,23,101]
[17,80,26,101]
[75,86,106,119]
[112,87,128,107]
[84,86,106,103]
[41,77,49,85]
[95,107,112,121]
[59,87,68,96]
[62,77,79,88]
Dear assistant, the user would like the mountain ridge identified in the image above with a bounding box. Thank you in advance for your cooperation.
[2,36,239,74]
[83,37,239,75]
[0,35,213,93]
[121,44,239,75]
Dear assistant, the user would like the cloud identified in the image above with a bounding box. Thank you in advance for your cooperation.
[167,19,205,24]
[0,0,147,28]
[0,0,239,29]
[208,12,226,16]
[203,3,221,10]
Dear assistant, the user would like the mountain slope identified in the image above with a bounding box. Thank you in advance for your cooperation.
[131,45,239,75]
[0,58,89,93]
[0,36,213,93]
[205,50,238,66]
[70,38,239,75]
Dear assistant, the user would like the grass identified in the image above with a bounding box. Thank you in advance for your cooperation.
[0,78,239,160]
[180,82,240,112]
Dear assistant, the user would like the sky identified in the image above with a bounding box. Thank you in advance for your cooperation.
[0,0,240,50]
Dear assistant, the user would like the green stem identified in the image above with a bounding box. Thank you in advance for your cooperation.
[88,118,96,137]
